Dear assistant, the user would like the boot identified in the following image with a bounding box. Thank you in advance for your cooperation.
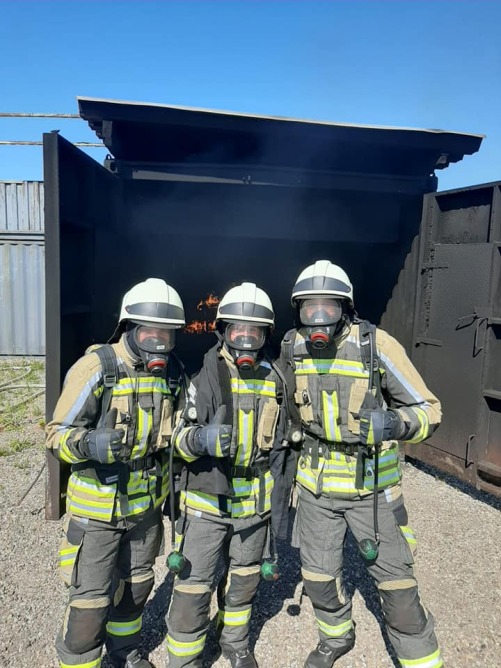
[303,640,355,668]
[124,649,153,668]
[224,647,259,668]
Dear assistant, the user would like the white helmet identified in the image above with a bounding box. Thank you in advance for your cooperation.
[216,282,275,327]
[291,260,354,306]
[119,278,185,328]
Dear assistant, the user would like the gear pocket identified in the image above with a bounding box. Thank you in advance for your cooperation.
[59,517,86,587]
[157,396,175,446]
[257,401,279,451]
[348,380,368,434]
[110,395,130,442]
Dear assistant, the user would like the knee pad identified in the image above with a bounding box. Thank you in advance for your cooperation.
[224,568,261,608]
[65,601,108,654]
[113,575,154,616]
[379,581,427,634]
[168,585,211,632]
[302,568,346,613]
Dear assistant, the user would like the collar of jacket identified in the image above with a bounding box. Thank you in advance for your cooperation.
[116,334,142,370]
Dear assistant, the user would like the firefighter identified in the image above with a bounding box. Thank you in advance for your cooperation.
[46,278,188,668]
[165,283,287,668]
[280,260,444,668]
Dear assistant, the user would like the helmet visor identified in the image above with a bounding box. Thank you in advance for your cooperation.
[224,323,267,351]
[299,298,343,326]
[134,325,175,353]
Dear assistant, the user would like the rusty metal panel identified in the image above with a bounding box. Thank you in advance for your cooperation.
[0,181,44,232]
[0,239,45,355]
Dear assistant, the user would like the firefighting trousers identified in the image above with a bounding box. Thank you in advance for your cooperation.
[165,513,268,667]
[294,487,443,668]
[56,507,163,668]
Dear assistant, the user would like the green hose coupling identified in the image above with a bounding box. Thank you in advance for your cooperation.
[166,550,186,574]
[358,538,379,563]
[261,560,280,581]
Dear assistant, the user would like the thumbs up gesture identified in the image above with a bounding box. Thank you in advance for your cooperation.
[192,406,233,458]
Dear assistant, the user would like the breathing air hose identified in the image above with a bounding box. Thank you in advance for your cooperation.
[357,333,380,564]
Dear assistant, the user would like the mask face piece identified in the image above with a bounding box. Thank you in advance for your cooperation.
[299,298,344,349]
[132,324,175,375]
[224,323,267,370]
[299,298,343,326]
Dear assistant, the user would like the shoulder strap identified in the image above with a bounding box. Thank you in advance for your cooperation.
[358,320,383,404]
[93,344,119,428]
[273,331,303,443]
[281,328,297,369]
[216,354,234,423]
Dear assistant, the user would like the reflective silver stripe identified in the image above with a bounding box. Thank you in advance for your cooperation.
[63,370,101,425]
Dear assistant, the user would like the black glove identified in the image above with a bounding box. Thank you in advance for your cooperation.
[359,407,404,446]
[79,427,125,464]
[191,406,232,458]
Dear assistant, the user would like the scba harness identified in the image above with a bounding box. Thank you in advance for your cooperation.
[81,344,184,516]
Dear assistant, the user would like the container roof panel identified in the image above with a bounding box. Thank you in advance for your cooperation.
[78,96,483,177]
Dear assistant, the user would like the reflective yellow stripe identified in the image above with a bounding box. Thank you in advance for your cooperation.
[297,452,401,496]
[175,427,198,462]
[59,430,83,464]
[236,409,254,467]
[399,648,443,667]
[59,544,79,566]
[166,634,206,657]
[322,391,342,442]
[218,607,252,626]
[317,618,353,637]
[404,407,429,443]
[401,526,417,544]
[231,378,276,396]
[181,471,274,519]
[60,659,101,668]
[112,377,172,396]
[106,616,142,637]
[295,358,370,377]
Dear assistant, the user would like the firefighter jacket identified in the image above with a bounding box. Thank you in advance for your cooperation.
[46,337,184,521]
[280,323,441,499]
[175,344,287,528]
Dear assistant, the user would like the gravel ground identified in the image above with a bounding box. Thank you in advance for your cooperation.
[0,358,500,668]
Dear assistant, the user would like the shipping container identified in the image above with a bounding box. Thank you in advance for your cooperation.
[43,97,485,518]
[0,181,45,355]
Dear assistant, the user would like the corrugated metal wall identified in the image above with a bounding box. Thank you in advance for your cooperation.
[0,181,45,355]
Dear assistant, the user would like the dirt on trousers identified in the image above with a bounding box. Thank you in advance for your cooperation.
[0,358,499,668]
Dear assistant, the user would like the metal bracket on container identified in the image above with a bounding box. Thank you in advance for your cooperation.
[456,307,491,356]
[420,262,449,272]
[465,434,475,468]
[415,337,442,347]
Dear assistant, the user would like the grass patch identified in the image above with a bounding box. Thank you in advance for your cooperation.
[0,437,36,456]
[0,403,28,431]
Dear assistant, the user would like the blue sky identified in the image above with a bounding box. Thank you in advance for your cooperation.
[0,0,499,190]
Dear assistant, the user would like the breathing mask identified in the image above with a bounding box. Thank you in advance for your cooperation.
[127,322,175,375]
[299,298,344,349]
[224,322,267,370]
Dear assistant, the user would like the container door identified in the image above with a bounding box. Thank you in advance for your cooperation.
[413,242,493,481]
[43,133,121,519]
